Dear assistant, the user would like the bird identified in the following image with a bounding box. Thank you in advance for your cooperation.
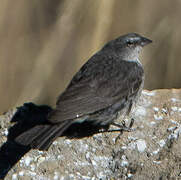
[15,33,152,150]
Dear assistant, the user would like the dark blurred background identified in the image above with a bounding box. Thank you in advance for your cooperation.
[1,0,181,113]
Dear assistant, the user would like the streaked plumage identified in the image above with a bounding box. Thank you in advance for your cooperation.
[15,33,152,150]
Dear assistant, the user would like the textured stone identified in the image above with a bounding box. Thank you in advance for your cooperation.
[1,89,181,180]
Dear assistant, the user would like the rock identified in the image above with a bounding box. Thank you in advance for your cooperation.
[1,89,181,180]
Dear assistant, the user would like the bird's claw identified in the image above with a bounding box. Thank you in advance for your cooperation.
[99,118,135,133]
[111,118,135,131]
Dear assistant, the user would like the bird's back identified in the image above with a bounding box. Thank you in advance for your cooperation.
[49,52,144,124]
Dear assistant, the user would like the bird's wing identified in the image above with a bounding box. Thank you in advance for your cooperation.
[48,55,144,123]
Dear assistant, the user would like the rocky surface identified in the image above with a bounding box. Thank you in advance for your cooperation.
[1,89,181,180]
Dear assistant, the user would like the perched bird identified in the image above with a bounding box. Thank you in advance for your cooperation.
[15,33,152,150]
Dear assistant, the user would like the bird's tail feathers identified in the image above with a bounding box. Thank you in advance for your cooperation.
[15,120,73,150]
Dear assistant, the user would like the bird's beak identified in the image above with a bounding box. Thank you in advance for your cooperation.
[140,37,152,47]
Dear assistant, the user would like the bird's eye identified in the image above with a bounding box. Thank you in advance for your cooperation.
[127,41,134,47]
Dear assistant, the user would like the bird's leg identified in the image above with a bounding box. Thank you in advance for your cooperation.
[99,118,134,133]
[108,101,134,131]
[98,118,135,143]
[111,118,134,132]
[111,118,135,143]
[129,118,134,128]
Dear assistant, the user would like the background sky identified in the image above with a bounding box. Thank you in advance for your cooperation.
[0,0,181,112]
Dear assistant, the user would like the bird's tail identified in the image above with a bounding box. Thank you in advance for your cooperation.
[15,121,73,150]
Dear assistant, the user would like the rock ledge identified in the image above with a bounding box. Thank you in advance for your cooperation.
[1,89,181,180]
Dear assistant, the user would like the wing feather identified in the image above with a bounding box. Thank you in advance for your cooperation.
[49,55,144,123]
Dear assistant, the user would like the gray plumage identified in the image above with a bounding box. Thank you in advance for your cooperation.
[16,33,152,150]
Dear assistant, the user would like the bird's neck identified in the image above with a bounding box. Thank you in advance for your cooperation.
[115,46,142,65]
[98,48,142,65]
[125,58,142,66]
[114,51,142,66]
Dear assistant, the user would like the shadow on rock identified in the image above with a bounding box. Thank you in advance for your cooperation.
[0,103,52,178]
[0,102,108,178]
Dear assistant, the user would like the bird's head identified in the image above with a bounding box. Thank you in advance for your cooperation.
[102,33,152,61]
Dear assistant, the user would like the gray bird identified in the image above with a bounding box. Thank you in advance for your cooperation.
[15,33,152,150]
